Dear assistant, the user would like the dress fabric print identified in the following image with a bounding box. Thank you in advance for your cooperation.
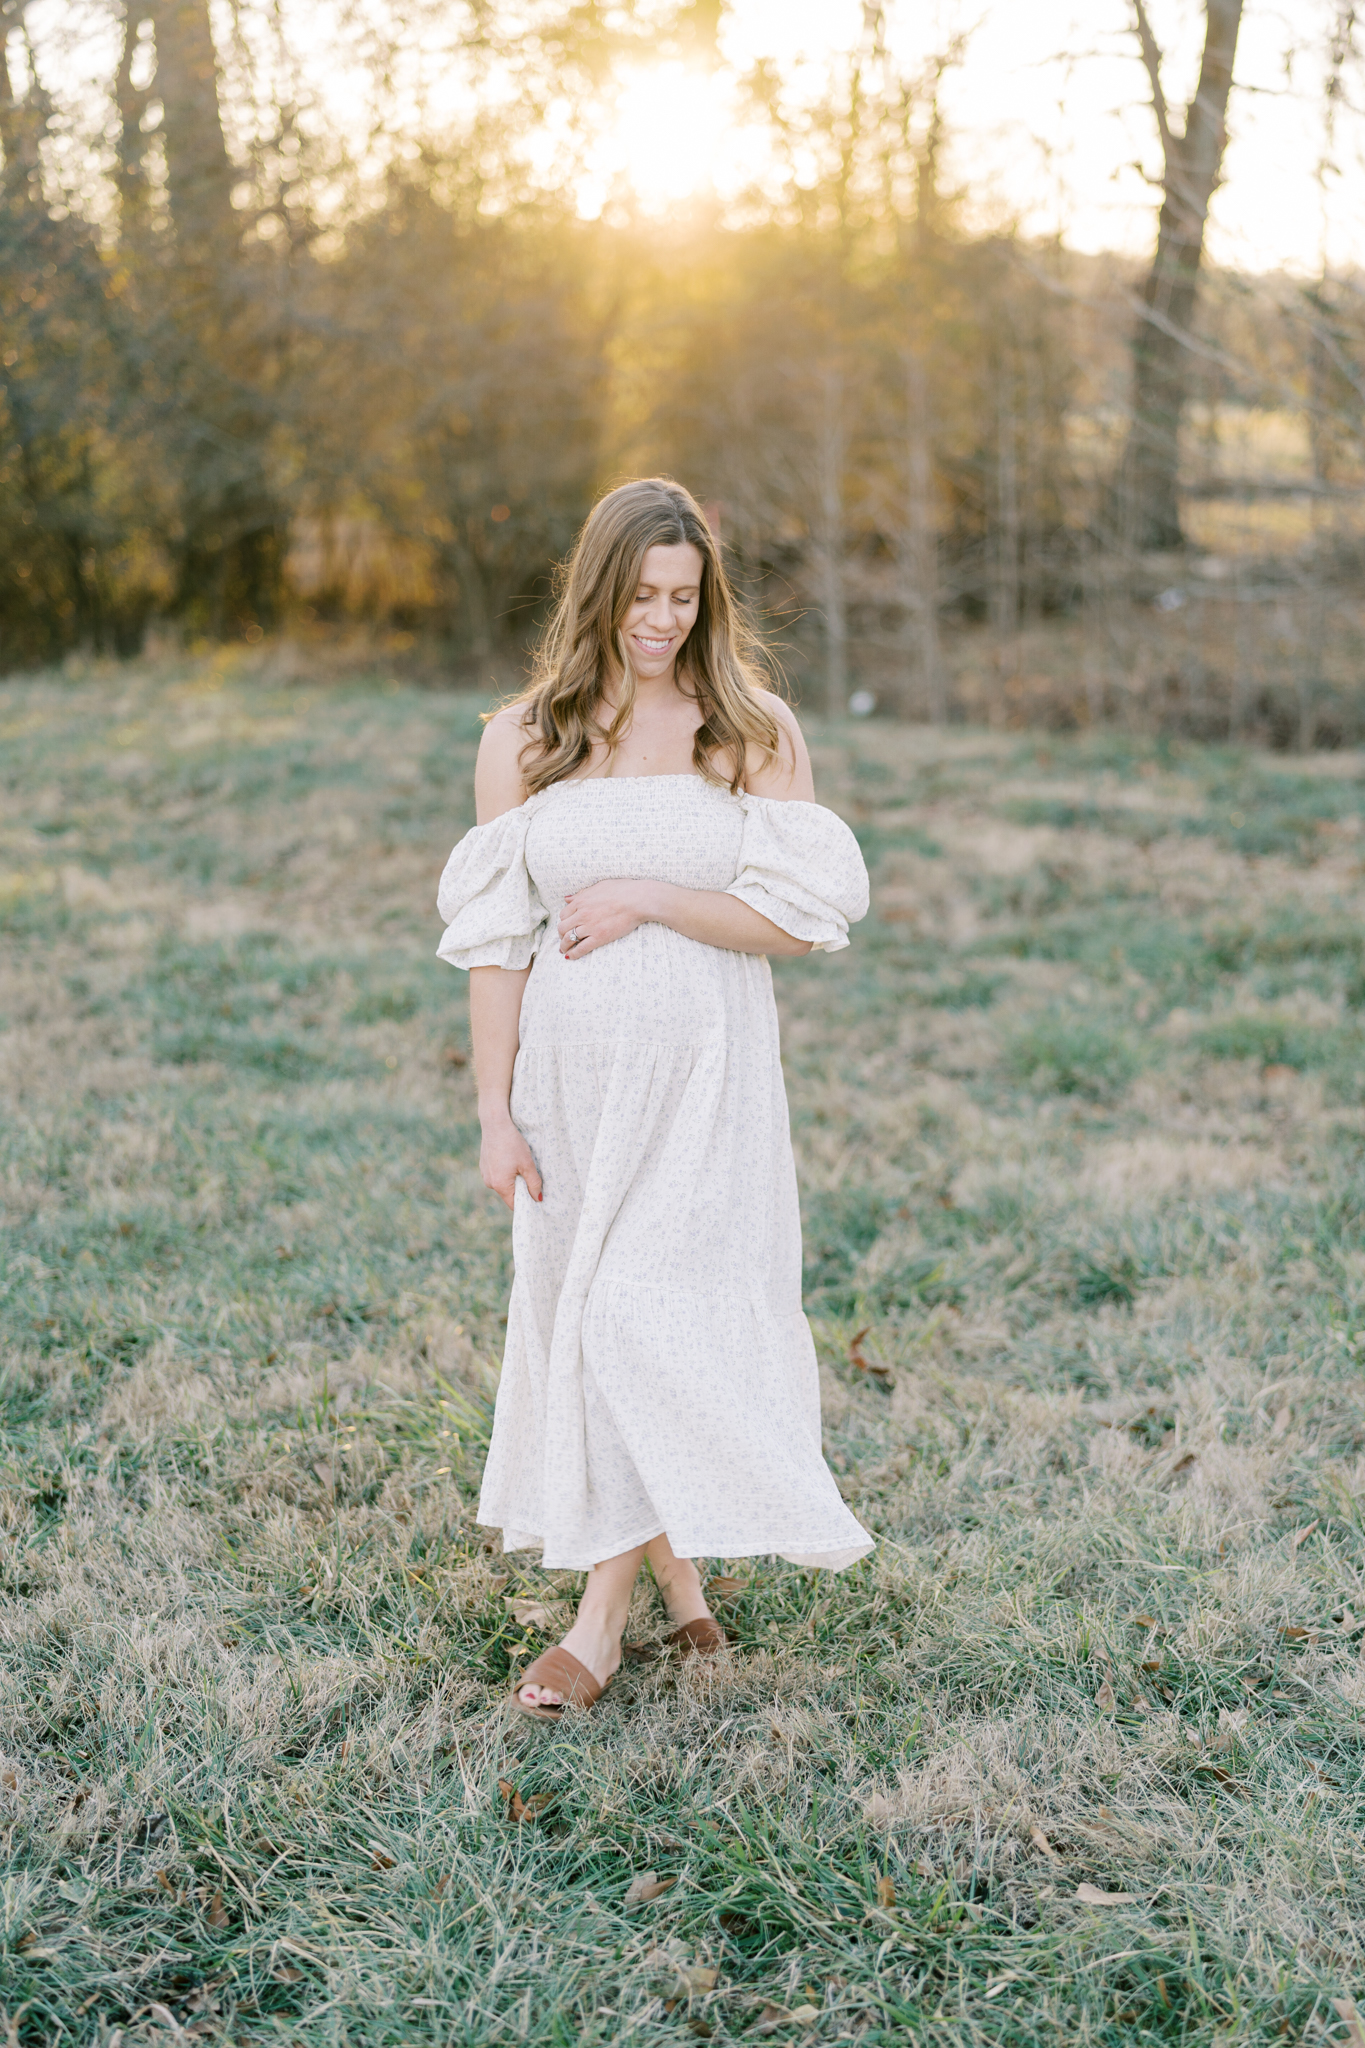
[437,774,875,1572]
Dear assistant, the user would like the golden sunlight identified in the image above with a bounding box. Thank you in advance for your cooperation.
[591,61,731,211]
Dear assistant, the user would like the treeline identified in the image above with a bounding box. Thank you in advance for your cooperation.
[3,0,1364,732]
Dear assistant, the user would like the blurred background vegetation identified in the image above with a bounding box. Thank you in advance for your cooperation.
[2,0,1364,743]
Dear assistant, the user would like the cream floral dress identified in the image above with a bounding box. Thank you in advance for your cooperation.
[436,774,874,1572]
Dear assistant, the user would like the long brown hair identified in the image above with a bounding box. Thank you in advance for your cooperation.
[500,477,782,794]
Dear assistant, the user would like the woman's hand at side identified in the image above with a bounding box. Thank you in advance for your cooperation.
[469,964,541,1208]
[479,1111,543,1210]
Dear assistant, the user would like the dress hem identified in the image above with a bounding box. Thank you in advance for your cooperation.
[478,1513,874,1575]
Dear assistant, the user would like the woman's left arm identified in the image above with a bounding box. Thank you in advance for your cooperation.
[560,882,812,958]
[559,695,816,961]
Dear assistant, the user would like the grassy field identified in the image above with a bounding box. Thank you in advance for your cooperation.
[2,651,1364,2048]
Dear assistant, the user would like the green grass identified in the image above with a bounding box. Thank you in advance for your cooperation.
[1,659,1364,2045]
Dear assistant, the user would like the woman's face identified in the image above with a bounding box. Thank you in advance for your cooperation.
[620,541,704,683]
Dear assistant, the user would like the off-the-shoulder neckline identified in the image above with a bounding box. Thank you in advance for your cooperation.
[532,776,810,802]
[474,781,828,828]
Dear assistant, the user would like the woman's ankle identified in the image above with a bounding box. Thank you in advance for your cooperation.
[656,1564,710,1625]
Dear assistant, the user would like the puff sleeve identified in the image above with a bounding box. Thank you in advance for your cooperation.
[435,804,547,971]
[725,795,870,953]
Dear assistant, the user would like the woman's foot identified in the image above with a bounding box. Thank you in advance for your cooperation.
[516,1616,622,1711]
[515,1542,647,1712]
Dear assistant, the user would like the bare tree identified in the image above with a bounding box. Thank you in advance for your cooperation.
[1111,0,1244,551]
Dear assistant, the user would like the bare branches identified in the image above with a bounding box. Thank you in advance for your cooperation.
[1132,0,1175,166]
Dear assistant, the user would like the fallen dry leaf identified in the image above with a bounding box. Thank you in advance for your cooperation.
[498,1779,554,1823]
[1029,1825,1061,1862]
[621,1640,659,1664]
[1292,1521,1319,1549]
[876,1874,896,1909]
[273,1966,303,1984]
[311,1460,333,1490]
[1196,1763,1249,1796]
[206,1890,229,1928]
[1140,1658,1163,1672]
[430,1874,449,1898]
[706,1575,747,1603]
[1075,1883,1136,1906]
[848,1327,894,1388]
[0,1770,16,1791]
[506,1597,557,1629]
[1131,1614,1157,1629]
[1280,1624,1315,1643]
[914,1857,935,1880]
[370,1851,397,1870]
[682,1966,719,1994]
[1338,1608,1358,1633]
[624,1870,677,1906]
[1095,1678,1117,1712]
[1332,1998,1365,2048]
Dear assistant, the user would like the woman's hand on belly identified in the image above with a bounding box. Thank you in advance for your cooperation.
[560,880,812,959]
[558,880,656,958]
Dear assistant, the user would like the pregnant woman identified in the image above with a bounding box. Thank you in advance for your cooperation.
[437,477,873,1721]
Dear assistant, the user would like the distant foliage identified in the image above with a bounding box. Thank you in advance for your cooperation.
[2,2,1364,745]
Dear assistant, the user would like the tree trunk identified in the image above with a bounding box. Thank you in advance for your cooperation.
[448,530,495,659]
[903,343,943,720]
[149,0,234,256]
[113,6,152,230]
[815,362,847,718]
[149,0,283,634]
[1112,0,1244,552]
[992,348,1019,638]
[0,17,42,204]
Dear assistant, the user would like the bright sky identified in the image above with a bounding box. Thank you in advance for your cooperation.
[18,0,1364,273]
[588,0,1362,273]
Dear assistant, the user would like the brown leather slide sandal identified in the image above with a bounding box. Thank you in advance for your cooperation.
[512,1647,610,1722]
[664,1617,727,1656]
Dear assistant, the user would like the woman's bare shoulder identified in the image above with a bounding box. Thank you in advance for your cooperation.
[475,703,536,823]
[744,692,815,802]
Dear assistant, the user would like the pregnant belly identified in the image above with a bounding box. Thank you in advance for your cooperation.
[519,921,774,1049]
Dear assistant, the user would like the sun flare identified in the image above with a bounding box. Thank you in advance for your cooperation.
[593,61,730,211]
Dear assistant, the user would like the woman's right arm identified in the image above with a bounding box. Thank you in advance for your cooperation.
[471,965,541,1207]
[470,709,543,1209]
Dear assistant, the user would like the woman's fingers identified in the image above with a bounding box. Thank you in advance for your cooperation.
[481,1137,543,1208]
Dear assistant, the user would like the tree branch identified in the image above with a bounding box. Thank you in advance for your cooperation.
[1132,0,1175,166]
